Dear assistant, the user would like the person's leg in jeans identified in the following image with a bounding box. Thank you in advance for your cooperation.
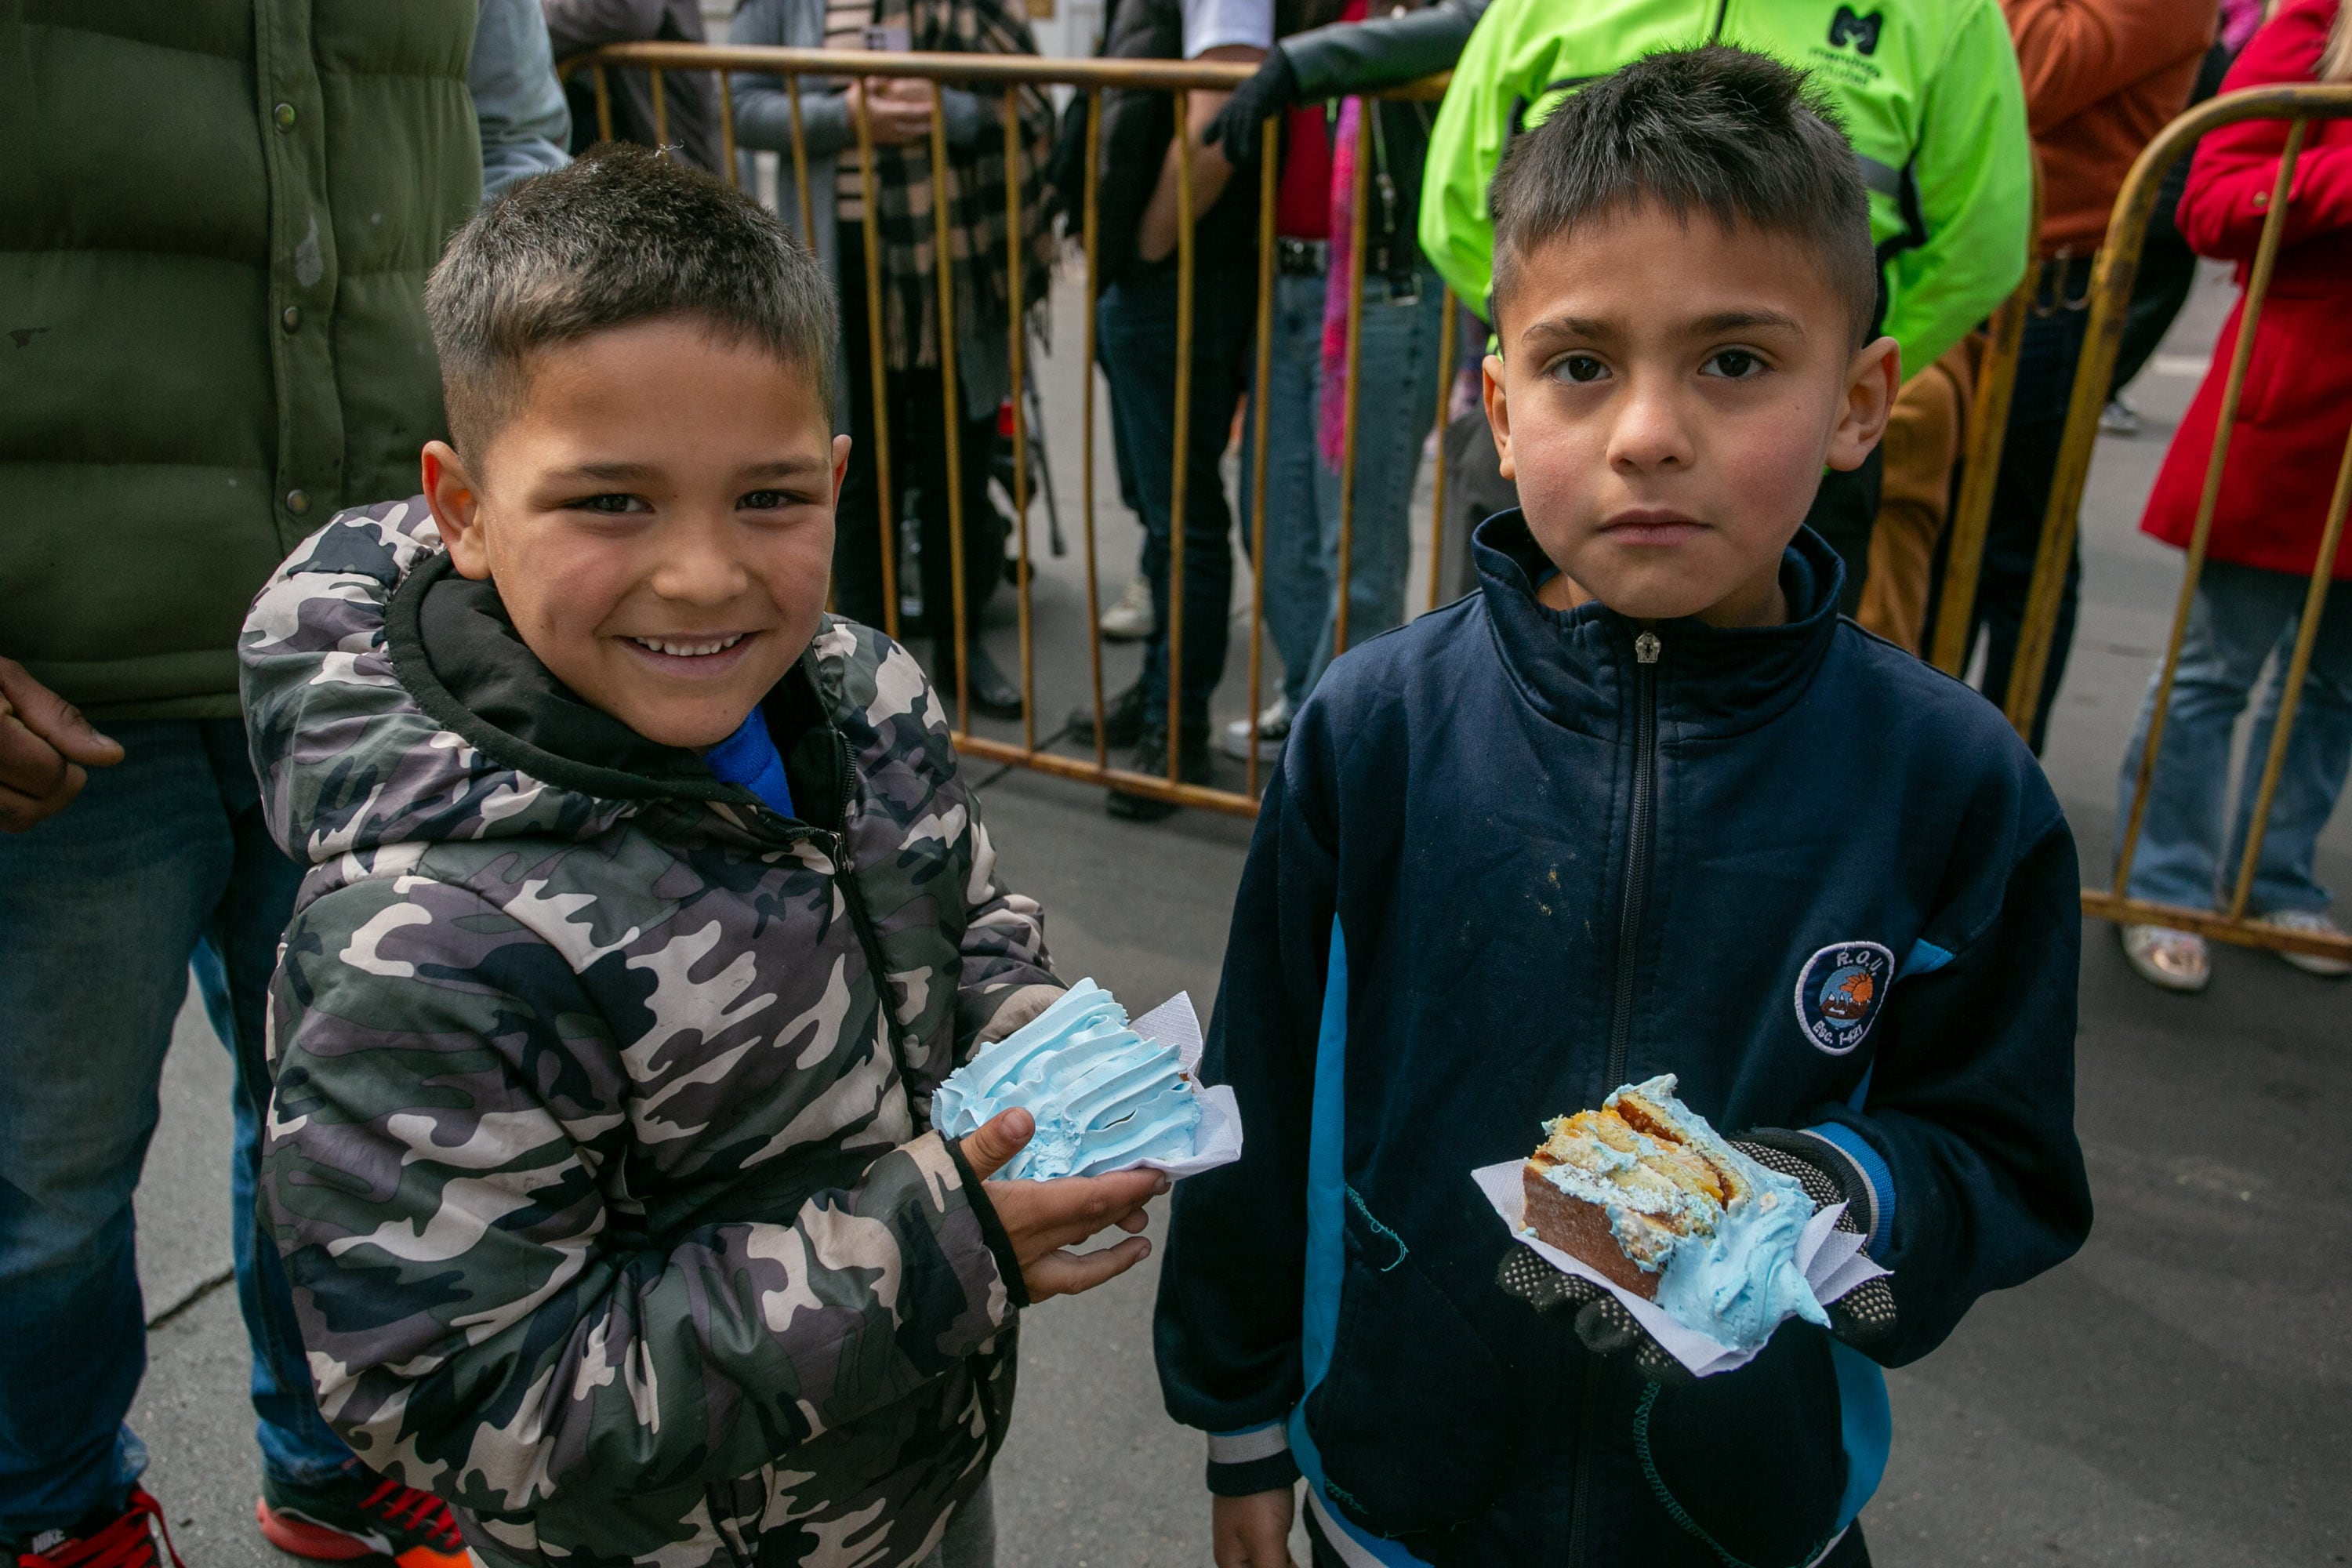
[2115,562,2287,909]
[187,721,354,1491]
[1298,268,1448,698]
[1096,270,1253,774]
[1096,273,1180,729]
[0,720,345,1543]
[1974,296,2091,753]
[2222,571,2352,916]
[1238,270,1338,716]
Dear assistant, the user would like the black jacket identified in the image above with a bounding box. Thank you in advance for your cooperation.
[1156,516,2092,1566]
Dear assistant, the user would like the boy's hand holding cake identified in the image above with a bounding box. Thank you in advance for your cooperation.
[941,982,1243,1300]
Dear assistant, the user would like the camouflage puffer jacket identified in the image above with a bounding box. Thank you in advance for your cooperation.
[241,499,1057,1568]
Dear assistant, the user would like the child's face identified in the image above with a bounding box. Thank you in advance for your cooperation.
[1483,206,1896,628]
[423,318,848,750]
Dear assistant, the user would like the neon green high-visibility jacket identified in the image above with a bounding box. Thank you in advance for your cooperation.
[1421,0,2032,379]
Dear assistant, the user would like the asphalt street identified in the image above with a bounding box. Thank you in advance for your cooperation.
[118,265,2348,1566]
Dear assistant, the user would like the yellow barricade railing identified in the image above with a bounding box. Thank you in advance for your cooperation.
[562,41,1454,818]
[2000,83,2352,966]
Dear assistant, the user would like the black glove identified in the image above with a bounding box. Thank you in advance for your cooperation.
[1497,1246,1695,1386]
[1730,1134,1899,1351]
[1200,47,1298,166]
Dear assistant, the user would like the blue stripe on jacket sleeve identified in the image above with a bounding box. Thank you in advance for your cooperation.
[1804,1121,1896,1257]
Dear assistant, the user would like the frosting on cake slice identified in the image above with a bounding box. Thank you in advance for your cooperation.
[932,980,1201,1180]
[1522,1074,1828,1350]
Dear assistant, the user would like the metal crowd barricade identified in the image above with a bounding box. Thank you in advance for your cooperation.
[561,42,1455,818]
[1994,83,2352,967]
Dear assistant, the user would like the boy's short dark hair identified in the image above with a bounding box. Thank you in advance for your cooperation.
[1488,46,1878,347]
[426,144,835,460]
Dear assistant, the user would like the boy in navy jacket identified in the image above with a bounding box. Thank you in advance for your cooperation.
[1155,47,2092,1568]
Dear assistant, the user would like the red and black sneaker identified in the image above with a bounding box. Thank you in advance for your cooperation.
[255,1465,467,1568]
[13,1490,185,1568]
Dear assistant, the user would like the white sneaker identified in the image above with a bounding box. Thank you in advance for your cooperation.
[2121,923,2210,992]
[1100,576,1154,641]
[1220,695,1294,763]
[2100,396,2142,437]
[2250,909,2352,978]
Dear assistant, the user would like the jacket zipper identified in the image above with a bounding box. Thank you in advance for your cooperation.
[1606,629,1661,1089]
[731,725,900,1052]
[1569,625,1662,1568]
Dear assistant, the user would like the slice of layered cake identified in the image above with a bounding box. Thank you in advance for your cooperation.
[1522,1074,1828,1348]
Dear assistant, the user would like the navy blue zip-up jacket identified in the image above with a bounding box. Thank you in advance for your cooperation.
[1155,515,2092,1568]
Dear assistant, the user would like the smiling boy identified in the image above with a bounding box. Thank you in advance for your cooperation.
[239,147,1164,1568]
[1156,49,2091,1568]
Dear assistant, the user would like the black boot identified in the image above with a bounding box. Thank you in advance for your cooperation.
[1108,720,1212,821]
[935,638,1023,721]
[1068,681,1150,750]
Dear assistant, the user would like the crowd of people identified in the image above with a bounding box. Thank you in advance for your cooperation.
[0,2,2347,1568]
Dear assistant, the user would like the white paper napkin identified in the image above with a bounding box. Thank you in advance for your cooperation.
[1472,1159,1888,1377]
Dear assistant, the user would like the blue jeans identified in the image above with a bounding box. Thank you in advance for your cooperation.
[1097,267,1258,733]
[2115,561,2352,914]
[0,720,352,1537]
[1240,266,1447,710]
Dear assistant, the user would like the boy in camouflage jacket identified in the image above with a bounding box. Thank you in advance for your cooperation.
[239,149,1164,1568]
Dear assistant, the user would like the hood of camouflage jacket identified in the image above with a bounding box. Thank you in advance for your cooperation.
[240,499,1055,1568]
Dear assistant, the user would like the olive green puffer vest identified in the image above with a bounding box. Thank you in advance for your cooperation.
[0,0,479,717]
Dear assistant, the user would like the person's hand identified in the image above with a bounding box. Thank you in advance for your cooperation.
[1200,47,1298,166]
[848,76,935,146]
[1497,1246,1694,1386]
[1212,1488,1299,1568]
[0,656,123,833]
[959,1108,1165,1300]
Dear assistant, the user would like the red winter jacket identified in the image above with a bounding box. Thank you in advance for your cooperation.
[2140,0,2352,579]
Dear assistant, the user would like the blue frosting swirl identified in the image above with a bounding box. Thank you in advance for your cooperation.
[931,981,1201,1179]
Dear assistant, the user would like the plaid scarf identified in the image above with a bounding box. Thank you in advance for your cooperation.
[866,0,1056,374]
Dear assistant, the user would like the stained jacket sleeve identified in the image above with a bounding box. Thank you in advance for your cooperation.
[2176,3,2352,260]
[263,873,1021,1514]
[1153,728,1339,1486]
[1801,775,2092,1365]
[1882,0,2034,380]
[1283,0,1485,100]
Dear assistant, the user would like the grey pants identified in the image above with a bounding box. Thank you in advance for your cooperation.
[916,1479,994,1568]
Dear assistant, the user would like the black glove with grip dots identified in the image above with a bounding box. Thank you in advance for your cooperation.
[1730,1134,1899,1351]
[1200,47,1298,166]
[1496,1246,1695,1387]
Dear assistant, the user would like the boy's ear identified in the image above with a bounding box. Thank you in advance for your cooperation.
[830,433,852,506]
[1828,335,1900,474]
[1481,352,1516,483]
[422,441,493,581]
